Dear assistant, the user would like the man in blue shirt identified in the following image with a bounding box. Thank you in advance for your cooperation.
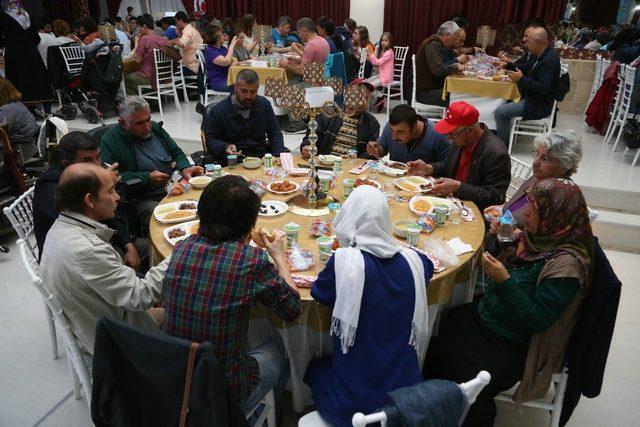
[367,104,451,164]
[156,17,178,40]
[268,15,298,53]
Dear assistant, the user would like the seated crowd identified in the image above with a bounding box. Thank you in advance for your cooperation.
[6,8,604,427]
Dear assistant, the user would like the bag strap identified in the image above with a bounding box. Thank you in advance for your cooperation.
[179,342,200,427]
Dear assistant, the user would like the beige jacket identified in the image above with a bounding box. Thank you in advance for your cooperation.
[39,212,169,354]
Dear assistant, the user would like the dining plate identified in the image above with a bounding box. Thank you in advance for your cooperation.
[409,195,452,216]
[353,178,382,190]
[267,181,300,194]
[394,176,435,193]
[259,200,289,217]
[153,201,198,224]
[163,220,200,246]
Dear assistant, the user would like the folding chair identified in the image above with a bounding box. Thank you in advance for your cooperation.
[507,157,533,201]
[411,54,446,119]
[603,65,626,144]
[18,239,92,407]
[173,59,199,104]
[357,48,368,79]
[382,46,409,115]
[196,49,229,105]
[58,45,85,106]
[609,65,637,151]
[138,48,181,118]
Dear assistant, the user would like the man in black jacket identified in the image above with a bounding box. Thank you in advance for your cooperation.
[494,27,560,144]
[407,101,510,211]
[203,69,287,164]
[299,79,379,158]
[32,131,143,269]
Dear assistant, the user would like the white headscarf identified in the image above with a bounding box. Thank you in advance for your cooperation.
[2,0,30,30]
[331,186,429,357]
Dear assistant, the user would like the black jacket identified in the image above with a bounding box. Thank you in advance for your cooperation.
[517,47,561,120]
[33,166,134,259]
[431,125,510,211]
[560,237,622,425]
[299,112,380,158]
[91,317,248,427]
[203,95,286,164]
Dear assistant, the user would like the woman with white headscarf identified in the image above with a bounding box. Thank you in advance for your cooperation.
[304,185,434,427]
[0,0,54,109]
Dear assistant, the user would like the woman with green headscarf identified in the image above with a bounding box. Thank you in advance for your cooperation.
[424,178,593,427]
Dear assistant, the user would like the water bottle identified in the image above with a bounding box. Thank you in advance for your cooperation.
[497,210,515,243]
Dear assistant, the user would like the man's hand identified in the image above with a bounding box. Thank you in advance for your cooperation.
[473,46,484,53]
[123,243,141,270]
[506,68,523,82]
[225,144,240,155]
[498,51,510,62]
[366,141,384,159]
[482,252,510,284]
[456,63,466,71]
[406,159,433,177]
[291,43,304,56]
[182,166,204,180]
[149,170,170,186]
[513,46,524,55]
[263,230,287,261]
[278,58,289,69]
[301,145,311,159]
[457,54,470,64]
[106,162,121,184]
[431,177,461,195]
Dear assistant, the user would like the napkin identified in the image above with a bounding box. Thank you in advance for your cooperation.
[447,237,474,256]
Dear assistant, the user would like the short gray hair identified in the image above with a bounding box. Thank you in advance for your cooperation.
[534,129,583,177]
[236,69,260,86]
[119,96,150,122]
[437,21,461,37]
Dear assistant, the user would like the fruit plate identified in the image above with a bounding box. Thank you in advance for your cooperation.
[163,220,200,246]
[259,200,288,217]
[409,195,452,216]
[153,201,198,224]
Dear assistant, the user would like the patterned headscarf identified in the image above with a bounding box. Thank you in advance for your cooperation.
[514,178,593,280]
[2,0,30,30]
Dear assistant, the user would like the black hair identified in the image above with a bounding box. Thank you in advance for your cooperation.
[137,14,154,30]
[389,104,419,127]
[34,18,51,31]
[344,18,357,32]
[127,6,133,13]
[203,24,222,45]
[596,31,612,46]
[317,16,342,52]
[55,168,102,212]
[81,18,98,34]
[277,15,293,28]
[128,16,137,23]
[236,69,259,85]
[175,11,189,23]
[296,17,316,33]
[197,175,260,243]
[58,131,99,163]
[448,14,467,29]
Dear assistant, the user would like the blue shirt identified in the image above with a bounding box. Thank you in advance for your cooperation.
[164,26,178,40]
[307,251,434,427]
[378,117,451,164]
[271,28,286,48]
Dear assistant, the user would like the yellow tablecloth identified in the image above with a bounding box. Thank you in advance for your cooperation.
[443,75,521,102]
[227,65,288,85]
[149,157,485,314]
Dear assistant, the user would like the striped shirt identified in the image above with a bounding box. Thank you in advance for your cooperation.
[0,102,39,142]
[163,234,300,402]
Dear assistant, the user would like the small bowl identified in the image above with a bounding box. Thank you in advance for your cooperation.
[393,219,418,238]
[243,157,262,169]
[188,176,212,189]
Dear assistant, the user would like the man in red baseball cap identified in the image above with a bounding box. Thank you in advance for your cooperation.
[407,101,511,210]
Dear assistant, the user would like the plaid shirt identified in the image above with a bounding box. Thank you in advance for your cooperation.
[163,234,300,402]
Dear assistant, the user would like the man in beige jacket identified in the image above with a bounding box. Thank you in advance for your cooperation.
[39,163,168,354]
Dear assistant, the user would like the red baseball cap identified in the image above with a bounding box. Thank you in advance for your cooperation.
[434,101,480,134]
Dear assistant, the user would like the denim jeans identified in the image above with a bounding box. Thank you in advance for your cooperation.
[493,101,526,146]
[240,335,290,423]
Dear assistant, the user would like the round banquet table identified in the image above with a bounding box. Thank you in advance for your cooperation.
[148,156,485,411]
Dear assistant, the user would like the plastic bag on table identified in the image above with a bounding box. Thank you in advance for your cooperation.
[285,245,315,272]
[423,237,460,268]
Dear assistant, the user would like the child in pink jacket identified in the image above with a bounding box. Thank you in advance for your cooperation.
[367,32,394,109]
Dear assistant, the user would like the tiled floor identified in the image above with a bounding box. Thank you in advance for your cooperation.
[2,104,638,426]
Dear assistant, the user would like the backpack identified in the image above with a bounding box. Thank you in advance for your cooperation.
[555,72,571,101]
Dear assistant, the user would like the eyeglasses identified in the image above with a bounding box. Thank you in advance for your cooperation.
[449,126,470,137]
[531,150,556,164]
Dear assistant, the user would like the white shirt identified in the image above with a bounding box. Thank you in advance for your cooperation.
[115,28,132,56]
[37,32,57,68]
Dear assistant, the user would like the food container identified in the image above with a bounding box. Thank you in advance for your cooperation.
[434,205,448,226]
[343,178,355,197]
[347,149,357,160]
[227,154,238,169]
[242,157,262,169]
[212,164,222,178]
[333,157,343,173]
[263,153,273,168]
[392,219,418,238]
[319,175,331,193]
[317,236,334,263]
[284,222,301,247]
[406,224,422,246]
[188,175,212,189]
[327,202,341,222]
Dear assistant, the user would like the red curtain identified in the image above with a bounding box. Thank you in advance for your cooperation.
[107,0,122,18]
[181,0,348,24]
[576,0,619,28]
[384,0,569,54]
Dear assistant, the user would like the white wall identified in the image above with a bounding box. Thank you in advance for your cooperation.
[349,0,385,43]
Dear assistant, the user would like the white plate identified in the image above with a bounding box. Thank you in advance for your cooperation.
[163,220,200,246]
[153,201,199,224]
[380,160,408,176]
[267,181,300,194]
[409,195,452,216]
[353,179,382,190]
[189,176,212,189]
[394,176,434,193]
[317,155,341,166]
[259,200,288,217]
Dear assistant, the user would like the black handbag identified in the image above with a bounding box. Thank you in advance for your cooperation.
[622,111,640,150]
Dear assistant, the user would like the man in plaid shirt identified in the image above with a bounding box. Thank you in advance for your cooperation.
[163,175,300,421]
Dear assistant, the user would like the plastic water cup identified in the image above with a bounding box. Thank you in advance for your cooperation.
[284,223,301,247]
[317,236,334,263]
[449,204,462,224]
[406,223,422,246]
[343,179,355,197]
[227,154,238,169]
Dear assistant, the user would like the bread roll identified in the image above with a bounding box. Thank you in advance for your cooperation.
[251,228,275,248]
[492,75,503,81]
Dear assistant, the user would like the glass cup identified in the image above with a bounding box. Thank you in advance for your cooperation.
[343,178,355,197]
[449,204,462,224]
[317,236,334,263]
[498,221,515,243]
[406,223,422,247]
[227,154,238,169]
[284,223,301,247]
[369,161,379,180]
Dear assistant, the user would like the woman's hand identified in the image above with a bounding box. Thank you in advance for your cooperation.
[263,231,286,261]
[482,252,510,284]
[489,218,499,235]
